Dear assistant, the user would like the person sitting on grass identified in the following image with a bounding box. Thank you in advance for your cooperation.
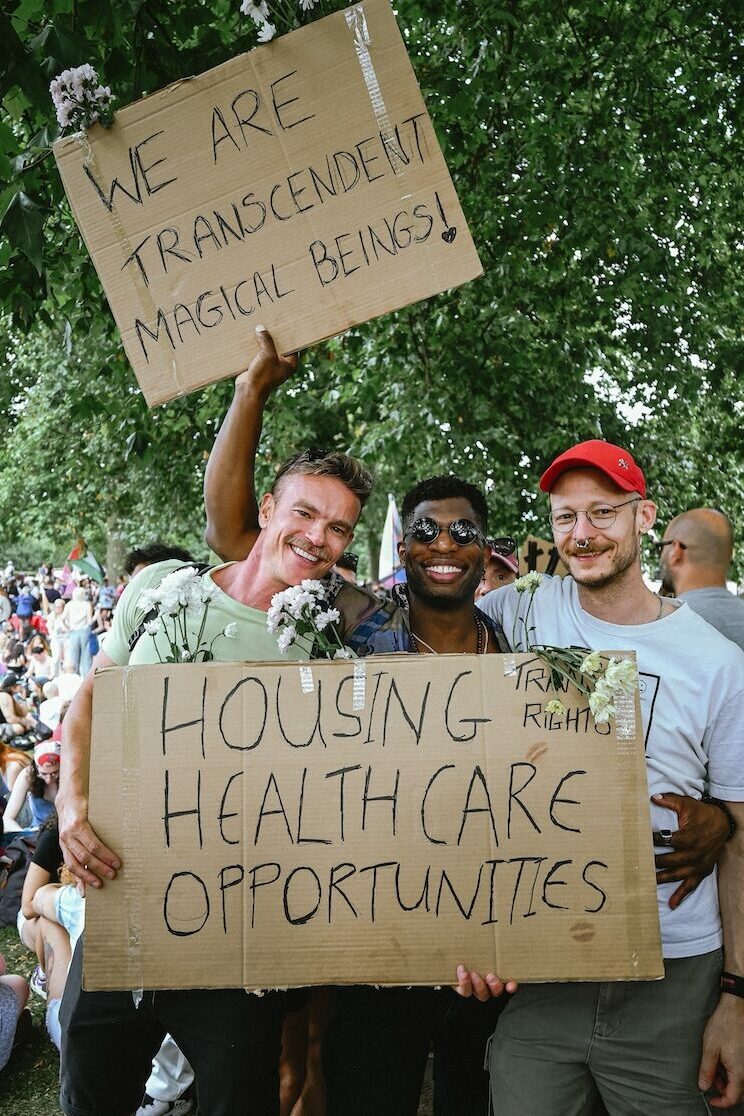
[3,740,60,831]
[0,950,30,1072]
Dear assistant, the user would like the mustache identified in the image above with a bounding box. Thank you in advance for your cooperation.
[567,545,608,557]
[287,535,332,563]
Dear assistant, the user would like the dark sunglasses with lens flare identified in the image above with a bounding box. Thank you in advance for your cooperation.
[405,517,500,547]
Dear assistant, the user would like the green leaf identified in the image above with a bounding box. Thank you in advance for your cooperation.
[0,191,45,273]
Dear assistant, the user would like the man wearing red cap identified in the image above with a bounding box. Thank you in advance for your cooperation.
[473,438,744,1113]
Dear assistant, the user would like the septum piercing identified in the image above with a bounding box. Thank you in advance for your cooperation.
[575,540,590,550]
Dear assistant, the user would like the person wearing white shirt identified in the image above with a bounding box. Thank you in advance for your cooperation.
[469,439,744,1114]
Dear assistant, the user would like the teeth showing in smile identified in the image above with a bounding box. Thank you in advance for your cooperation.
[291,544,317,562]
[427,565,461,574]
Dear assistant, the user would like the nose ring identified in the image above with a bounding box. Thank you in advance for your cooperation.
[576,539,590,550]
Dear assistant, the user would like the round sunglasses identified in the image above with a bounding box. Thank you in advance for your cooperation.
[405,517,487,547]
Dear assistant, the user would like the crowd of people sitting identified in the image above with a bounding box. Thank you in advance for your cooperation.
[0,548,181,1081]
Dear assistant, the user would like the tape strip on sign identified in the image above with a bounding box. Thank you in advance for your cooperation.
[345,4,406,175]
[502,654,517,677]
[299,665,315,694]
[614,690,637,741]
[352,659,367,710]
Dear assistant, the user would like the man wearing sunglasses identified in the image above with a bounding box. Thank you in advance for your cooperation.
[471,438,744,1114]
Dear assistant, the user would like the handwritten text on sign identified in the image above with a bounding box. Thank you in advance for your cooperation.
[53,0,483,405]
[85,655,662,991]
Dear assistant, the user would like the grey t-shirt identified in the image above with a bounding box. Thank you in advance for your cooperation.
[679,588,744,653]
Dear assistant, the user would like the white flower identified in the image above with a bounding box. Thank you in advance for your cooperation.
[579,651,602,676]
[300,580,326,595]
[603,657,637,697]
[240,0,269,21]
[50,64,114,133]
[315,607,341,631]
[334,648,353,659]
[298,0,318,10]
[544,698,566,716]
[144,619,160,636]
[180,649,191,660]
[514,571,543,594]
[257,20,276,42]
[277,626,297,653]
[589,684,615,724]
[223,623,238,639]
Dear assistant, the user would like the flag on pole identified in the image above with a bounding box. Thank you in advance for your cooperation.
[378,493,406,587]
[66,538,105,583]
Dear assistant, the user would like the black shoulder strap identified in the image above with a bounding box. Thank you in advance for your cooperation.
[127,562,211,653]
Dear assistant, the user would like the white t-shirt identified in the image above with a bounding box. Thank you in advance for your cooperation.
[479,575,744,959]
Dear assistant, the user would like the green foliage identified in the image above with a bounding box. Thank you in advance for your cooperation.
[1,0,743,573]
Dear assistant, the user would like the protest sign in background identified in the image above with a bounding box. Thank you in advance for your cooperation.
[84,653,662,991]
[52,0,483,406]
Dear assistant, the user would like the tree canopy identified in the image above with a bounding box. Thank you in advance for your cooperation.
[2,0,743,575]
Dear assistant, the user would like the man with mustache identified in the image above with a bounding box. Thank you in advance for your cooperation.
[470,439,744,1114]
[54,332,374,1116]
[204,352,732,1114]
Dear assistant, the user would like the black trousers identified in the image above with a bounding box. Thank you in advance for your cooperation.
[322,985,507,1116]
[59,937,285,1116]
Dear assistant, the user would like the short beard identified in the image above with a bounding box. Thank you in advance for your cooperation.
[567,535,639,590]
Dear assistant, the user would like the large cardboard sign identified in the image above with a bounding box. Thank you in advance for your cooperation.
[53,0,483,406]
[85,654,662,991]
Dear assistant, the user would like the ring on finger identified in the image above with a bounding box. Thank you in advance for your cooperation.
[658,829,674,847]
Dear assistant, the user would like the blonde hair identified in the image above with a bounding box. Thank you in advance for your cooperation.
[272,449,374,506]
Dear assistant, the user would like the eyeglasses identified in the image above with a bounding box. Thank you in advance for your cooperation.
[486,536,517,557]
[653,539,687,553]
[405,517,486,547]
[550,498,641,533]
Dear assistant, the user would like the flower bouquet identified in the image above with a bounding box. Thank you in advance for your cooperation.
[511,572,638,724]
[138,566,237,663]
[267,579,353,659]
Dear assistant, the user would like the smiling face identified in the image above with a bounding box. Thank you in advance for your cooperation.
[399,496,488,609]
[549,467,656,589]
[257,473,359,589]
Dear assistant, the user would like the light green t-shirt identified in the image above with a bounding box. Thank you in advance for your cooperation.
[103,560,309,666]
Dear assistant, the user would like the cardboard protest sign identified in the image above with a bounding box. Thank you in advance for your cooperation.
[521,535,569,577]
[85,653,662,991]
[52,0,483,406]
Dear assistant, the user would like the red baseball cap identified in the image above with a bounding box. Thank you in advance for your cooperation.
[539,439,646,498]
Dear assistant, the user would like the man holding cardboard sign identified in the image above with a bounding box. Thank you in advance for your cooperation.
[56,430,373,1116]
[203,337,734,1115]
[475,440,744,1113]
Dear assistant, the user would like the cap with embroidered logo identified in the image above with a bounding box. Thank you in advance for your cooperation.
[539,439,646,498]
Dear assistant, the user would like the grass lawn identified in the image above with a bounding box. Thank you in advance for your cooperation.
[0,923,62,1115]
[0,921,436,1116]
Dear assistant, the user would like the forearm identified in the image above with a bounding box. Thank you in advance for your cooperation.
[204,380,267,560]
[58,677,95,822]
[718,803,744,977]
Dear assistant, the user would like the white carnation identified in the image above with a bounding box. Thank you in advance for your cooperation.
[240,0,269,21]
[223,623,238,639]
[277,626,296,653]
[257,20,276,42]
